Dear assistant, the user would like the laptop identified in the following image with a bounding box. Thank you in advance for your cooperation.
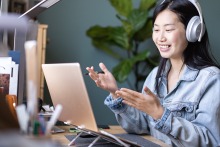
[42,63,98,132]
[42,63,141,146]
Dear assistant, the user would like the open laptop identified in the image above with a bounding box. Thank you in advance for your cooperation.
[42,63,98,132]
[42,63,141,146]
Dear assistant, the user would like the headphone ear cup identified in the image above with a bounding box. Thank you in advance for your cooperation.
[186,16,202,42]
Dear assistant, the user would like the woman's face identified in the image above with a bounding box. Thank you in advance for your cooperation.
[152,9,188,60]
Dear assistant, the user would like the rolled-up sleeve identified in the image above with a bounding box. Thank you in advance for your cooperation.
[104,94,125,113]
[104,94,150,134]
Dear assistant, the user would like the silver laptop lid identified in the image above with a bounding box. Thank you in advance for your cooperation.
[42,63,98,132]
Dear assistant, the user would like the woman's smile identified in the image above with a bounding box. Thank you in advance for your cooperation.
[158,44,171,52]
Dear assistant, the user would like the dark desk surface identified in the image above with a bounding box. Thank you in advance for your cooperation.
[50,125,171,147]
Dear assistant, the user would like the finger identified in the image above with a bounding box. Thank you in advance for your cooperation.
[116,88,134,99]
[94,77,101,83]
[120,88,140,99]
[144,86,152,95]
[86,67,94,75]
[86,66,96,74]
[99,62,109,73]
[116,88,138,101]
[86,66,91,72]
[122,99,135,107]
[95,80,99,86]
[86,66,100,81]
[95,78,102,87]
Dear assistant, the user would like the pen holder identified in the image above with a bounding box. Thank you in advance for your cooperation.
[31,115,49,137]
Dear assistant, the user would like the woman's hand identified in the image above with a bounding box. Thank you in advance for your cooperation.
[86,62,119,98]
[115,87,164,120]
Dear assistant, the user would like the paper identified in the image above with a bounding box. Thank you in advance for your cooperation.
[0,57,19,96]
[42,105,53,112]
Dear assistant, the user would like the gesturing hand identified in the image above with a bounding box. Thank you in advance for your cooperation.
[115,87,164,120]
[86,63,119,98]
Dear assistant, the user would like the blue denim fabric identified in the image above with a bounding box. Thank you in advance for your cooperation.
[154,108,171,134]
[104,61,220,147]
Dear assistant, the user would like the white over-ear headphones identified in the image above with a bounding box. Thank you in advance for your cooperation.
[161,0,205,42]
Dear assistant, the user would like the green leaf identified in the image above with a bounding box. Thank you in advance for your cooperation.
[120,9,148,39]
[131,50,151,63]
[112,51,151,83]
[86,25,130,50]
[92,40,121,59]
[112,59,133,82]
[110,27,130,49]
[134,19,153,41]
[86,25,111,39]
[127,9,148,34]
[109,0,133,17]
[139,0,157,11]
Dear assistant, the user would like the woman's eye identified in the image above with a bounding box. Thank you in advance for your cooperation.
[166,29,174,32]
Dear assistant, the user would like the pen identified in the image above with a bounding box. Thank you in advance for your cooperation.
[85,71,105,75]
[45,104,63,135]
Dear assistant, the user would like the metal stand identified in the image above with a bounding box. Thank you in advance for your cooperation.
[67,125,131,147]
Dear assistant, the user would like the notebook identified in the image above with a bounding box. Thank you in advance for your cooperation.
[42,63,98,132]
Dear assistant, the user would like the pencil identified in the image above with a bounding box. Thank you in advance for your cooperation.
[84,71,105,75]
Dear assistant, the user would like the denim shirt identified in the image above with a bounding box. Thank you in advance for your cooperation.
[104,62,220,147]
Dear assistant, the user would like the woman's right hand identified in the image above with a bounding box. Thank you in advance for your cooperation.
[86,62,119,98]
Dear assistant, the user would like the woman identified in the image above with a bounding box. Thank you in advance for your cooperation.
[86,0,220,146]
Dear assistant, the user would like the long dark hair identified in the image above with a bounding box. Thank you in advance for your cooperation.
[153,0,220,95]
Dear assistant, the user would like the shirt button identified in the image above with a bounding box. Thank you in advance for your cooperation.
[186,106,193,112]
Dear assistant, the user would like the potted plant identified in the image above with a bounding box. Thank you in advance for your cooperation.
[86,0,159,91]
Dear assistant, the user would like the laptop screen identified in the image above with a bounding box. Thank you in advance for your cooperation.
[42,63,99,132]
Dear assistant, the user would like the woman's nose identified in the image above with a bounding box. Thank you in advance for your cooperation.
[158,32,166,42]
[159,36,166,42]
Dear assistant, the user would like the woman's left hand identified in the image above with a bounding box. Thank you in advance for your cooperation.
[115,87,164,120]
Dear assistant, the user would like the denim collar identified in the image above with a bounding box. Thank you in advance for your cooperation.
[161,60,199,82]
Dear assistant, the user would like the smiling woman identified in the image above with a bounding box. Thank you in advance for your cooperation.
[30,0,220,137]
[86,0,220,146]
[153,9,188,61]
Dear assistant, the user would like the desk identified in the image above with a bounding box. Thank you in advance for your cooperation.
[51,125,170,147]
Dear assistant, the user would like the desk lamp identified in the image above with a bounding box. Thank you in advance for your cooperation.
[18,0,62,19]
